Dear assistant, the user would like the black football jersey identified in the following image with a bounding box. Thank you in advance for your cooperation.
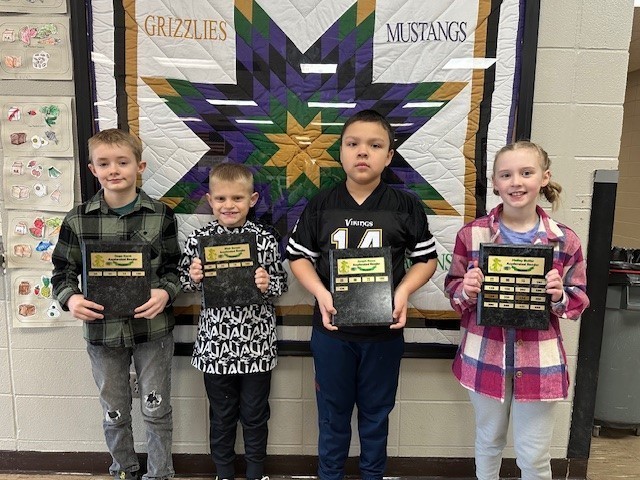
[287,181,437,340]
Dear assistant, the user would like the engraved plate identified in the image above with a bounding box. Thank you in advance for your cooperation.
[477,243,553,330]
[329,247,393,326]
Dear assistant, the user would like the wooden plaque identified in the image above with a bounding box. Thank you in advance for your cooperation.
[477,243,554,330]
[198,233,262,309]
[329,247,393,327]
[81,240,151,318]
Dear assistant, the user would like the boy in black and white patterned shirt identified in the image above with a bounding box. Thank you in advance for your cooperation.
[178,163,287,480]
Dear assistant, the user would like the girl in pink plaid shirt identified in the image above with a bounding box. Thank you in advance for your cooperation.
[445,141,589,480]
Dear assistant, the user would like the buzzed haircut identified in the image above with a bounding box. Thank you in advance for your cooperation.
[209,162,254,189]
[88,129,143,163]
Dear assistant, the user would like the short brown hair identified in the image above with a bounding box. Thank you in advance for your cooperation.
[88,129,143,163]
[209,162,254,189]
[340,109,395,150]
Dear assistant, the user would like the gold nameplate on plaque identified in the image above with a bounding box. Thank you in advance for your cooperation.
[90,252,145,270]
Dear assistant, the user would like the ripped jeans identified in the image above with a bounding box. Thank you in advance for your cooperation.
[87,333,174,480]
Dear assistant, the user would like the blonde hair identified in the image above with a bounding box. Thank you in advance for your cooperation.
[209,162,254,190]
[88,129,143,163]
[493,140,562,210]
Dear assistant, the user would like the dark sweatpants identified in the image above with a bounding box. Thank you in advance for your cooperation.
[204,371,272,480]
[311,329,403,480]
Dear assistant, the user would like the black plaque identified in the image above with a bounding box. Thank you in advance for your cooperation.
[81,240,151,317]
[477,243,554,330]
[198,233,263,309]
[329,247,393,326]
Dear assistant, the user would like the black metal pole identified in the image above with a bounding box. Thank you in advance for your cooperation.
[70,1,100,201]
[568,169,619,459]
[515,0,541,141]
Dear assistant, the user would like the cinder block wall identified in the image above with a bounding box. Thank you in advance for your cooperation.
[0,0,634,462]
[613,68,640,248]
[525,0,632,459]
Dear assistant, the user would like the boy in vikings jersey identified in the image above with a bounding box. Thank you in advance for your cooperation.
[287,110,438,480]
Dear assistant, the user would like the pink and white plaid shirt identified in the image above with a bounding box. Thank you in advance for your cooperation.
[445,205,590,401]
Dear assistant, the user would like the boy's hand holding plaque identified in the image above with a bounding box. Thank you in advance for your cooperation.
[477,243,554,330]
[81,240,151,318]
[198,233,263,309]
[329,247,393,326]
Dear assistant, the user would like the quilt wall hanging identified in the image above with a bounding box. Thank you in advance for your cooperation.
[85,0,535,346]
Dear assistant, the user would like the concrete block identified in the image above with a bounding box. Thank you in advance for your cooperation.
[533,49,576,103]
[574,50,629,104]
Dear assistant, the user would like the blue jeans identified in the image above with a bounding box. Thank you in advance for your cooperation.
[87,333,174,480]
[311,330,403,480]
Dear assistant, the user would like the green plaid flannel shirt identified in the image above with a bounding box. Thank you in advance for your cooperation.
[52,189,181,346]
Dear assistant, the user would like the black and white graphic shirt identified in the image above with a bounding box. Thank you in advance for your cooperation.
[179,220,287,375]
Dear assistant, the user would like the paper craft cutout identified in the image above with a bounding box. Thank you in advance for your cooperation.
[8,106,20,121]
[11,270,78,328]
[0,16,71,79]
[3,156,74,211]
[0,0,67,14]
[6,210,63,268]
[0,97,74,157]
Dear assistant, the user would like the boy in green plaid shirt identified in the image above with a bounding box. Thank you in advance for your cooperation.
[52,129,181,480]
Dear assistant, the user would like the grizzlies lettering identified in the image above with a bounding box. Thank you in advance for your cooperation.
[143,15,227,41]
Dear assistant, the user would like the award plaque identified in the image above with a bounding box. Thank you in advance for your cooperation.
[329,247,393,327]
[477,243,554,330]
[198,233,262,309]
[81,240,151,317]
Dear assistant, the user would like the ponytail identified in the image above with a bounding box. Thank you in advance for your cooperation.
[541,180,562,210]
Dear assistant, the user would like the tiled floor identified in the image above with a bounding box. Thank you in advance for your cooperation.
[587,425,640,479]
[0,429,638,480]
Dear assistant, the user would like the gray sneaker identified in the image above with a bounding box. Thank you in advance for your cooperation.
[114,471,140,480]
